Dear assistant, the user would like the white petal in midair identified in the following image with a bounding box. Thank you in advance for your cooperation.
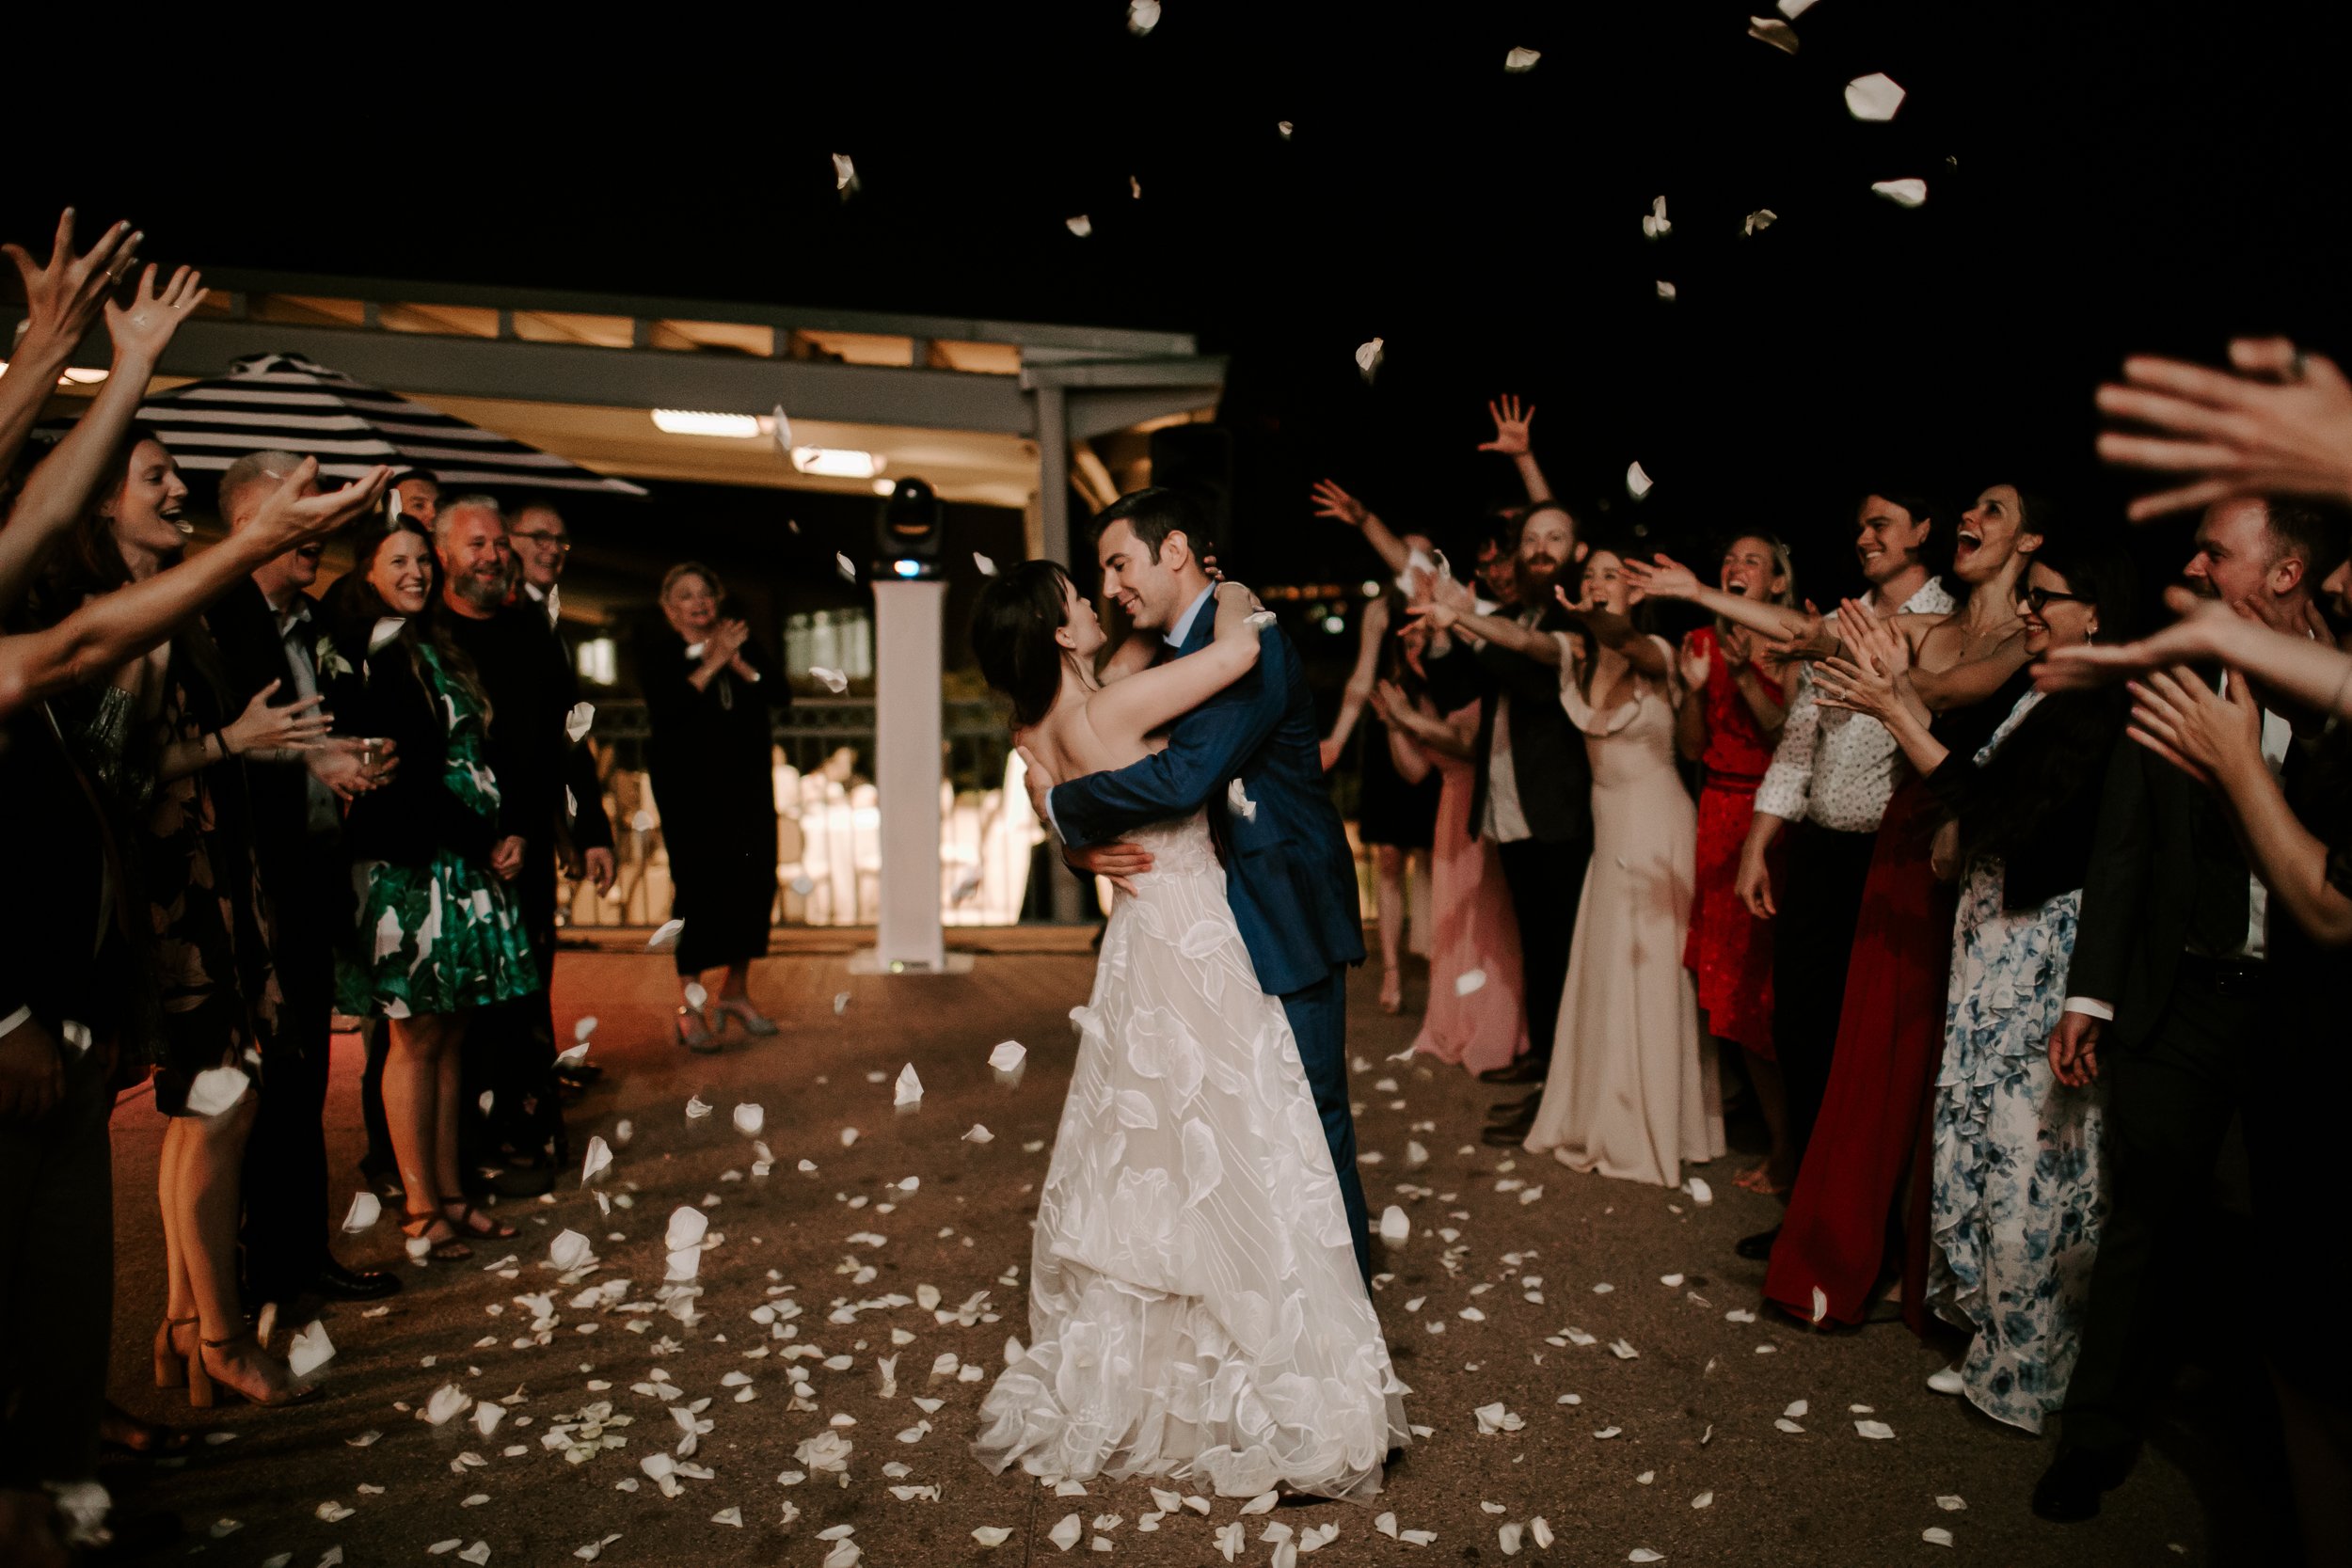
[1655,280,1677,303]
[1748,17,1799,54]
[1504,46,1541,72]
[1226,777,1259,823]
[1845,71,1907,121]
[1126,0,1160,35]
[1642,195,1672,240]
[1276,120,1295,141]
[894,1064,924,1108]
[1871,178,1929,208]
[734,1103,765,1137]
[1743,209,1779,237]
[1627,462,1655,501]
[342,1192,381,1232]
[1066,214,1092,238]
[565,702,594,744]
[835,552,858,583]
[184,1066,251,1118]
[833,152,860,198]
[810,667,849,694]
[1355,337,1385,383]
[1454,968,1488,996]
[646,919,684,952]
[580,1136,612,1185]
[1778,0,1818,14]
[287,1321,335,1379]
[973,552,999,577]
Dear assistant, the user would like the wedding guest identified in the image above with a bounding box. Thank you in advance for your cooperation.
[1814,542,2137,1433]
[1419,549,1722,1185]
[391,467,440,531]
[1375,670,1529,1074]
[436,496,578,1193]
[2029,495,2348,1522]
[33,429,335,1408]
[321,515,537,1260]
[508,501,615,913]
[639,562,786,1049]
[2121,565,2352,1560]
[1629,492,1950,1252]
[1670,534,1798,1191]
[1312,504,1439,1013]
[206,451,400,1313]
[1422,500,1593,1134]
[1758,483,2048,1315]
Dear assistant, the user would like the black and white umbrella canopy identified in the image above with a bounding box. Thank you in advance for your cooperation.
[136,352,646,497]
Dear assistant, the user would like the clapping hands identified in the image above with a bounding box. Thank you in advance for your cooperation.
[1811,598,1910,719]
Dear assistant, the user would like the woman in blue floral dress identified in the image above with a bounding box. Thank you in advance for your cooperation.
[321,516,538,1261]
[1813,538,2135,1431]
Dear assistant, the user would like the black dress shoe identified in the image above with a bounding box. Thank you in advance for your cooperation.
[2031,1444,2134,1523]
[1481,1123,1532,1148]
[312,1261,402,1301]
[1478,1057,1550,1085]
[1734,1227,1781,1261]
[1487,1091,1543,1121]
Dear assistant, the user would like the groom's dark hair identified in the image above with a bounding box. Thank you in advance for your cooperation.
[1091,486,1207,564]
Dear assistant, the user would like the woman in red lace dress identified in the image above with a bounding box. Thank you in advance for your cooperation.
[1673,535,1798,1193]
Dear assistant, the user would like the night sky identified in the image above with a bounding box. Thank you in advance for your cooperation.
[9,1,2350,645]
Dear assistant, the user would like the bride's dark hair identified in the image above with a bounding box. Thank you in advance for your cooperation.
[970,559,1077,726]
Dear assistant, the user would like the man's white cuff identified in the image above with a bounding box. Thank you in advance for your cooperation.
[2061,997,2114,1022]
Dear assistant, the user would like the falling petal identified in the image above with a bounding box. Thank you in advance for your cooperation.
[1355,338,1385,384]
[835,553,858,583]
[734,1104,765,1137]
[833,152,859,196]
[810,667,849,694]
[1642,195,1672,240]
[973,552,999,577]
[565,702,594,744]
[1845,71,1907,121]
[184,1065,251,1117]
[1454,968,1488,996]
[1066,214,1092,238]
[1627,462,1655,500]
[988,1040,1026,1073]
[1871,178,1929,208]
[1655,280,1677,303]
[1748,16,1799,54]
[1126,0,1160,35]
[342,1192,381,1233]
[894,1065,924,1108]
[1741,209,1778,237]
[1276,120,1295,140]
[1811,1286,1829,1325]
[1503,45,1541,72]
[646,919,684,952]
[287,1321,335,1379]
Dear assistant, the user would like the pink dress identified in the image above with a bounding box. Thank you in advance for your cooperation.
[1411,704,1529,1074]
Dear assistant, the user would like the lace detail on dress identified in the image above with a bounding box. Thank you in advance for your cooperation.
[974,811,1409,1500]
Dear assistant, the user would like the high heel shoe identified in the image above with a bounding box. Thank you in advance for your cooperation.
[193,1331,317,1408]
[709,996,780,1037]
[1378,967,1404,1016]
[675,1006,719,1054]
[153,1317,197,1389]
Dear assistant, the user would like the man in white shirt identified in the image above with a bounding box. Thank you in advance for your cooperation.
[1731,493,1949,1225]
[2033,496,2348,1523]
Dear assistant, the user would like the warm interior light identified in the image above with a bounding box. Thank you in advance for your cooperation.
[652,408,763,437]
[869,477,898,496]
[791,445,884,479]
[0,361,109,387]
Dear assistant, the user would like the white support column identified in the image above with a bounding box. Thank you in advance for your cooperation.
[1033,380,1087,925]
[872,578,946,972]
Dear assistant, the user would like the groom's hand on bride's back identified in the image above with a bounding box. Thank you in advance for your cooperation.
[1065,841,1153,895]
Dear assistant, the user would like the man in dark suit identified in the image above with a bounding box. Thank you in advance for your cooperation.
[1022,488,1375,1283]
[207,451,401,1310]
[1420,501,1593,1142]
[2033,496,2347,1522]
[435,495,586,1193]
[508,502,616,934]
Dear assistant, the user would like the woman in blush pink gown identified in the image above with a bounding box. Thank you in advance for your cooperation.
[1375,686,1528,1075]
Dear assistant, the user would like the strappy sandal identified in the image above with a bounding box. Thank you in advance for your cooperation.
[152,1317,198,1389]
[441,1200,517,1241]
[675,1006,720,1054]
[191,1330,318,1408]
[709,996,780,1037]
[403,1213,471,1261]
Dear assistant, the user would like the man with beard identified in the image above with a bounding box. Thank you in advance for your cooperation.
[206,450,403,1309]
[433,496,572,1194]
[2032,496,2347,1522]
[1421,501,1594,1142]
[1730,492,1950,1248]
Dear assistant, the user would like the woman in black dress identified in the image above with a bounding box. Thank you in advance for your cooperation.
[1324,591,1440,1014]
[33,430,327,1407]
[641,562,787,1050]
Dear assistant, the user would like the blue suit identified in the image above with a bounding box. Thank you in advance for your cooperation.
[1050,609,1373,1281]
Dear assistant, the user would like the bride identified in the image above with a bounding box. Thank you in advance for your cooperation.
[965,560,1407,1501]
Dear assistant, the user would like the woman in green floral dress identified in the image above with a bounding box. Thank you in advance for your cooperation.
[321,515,537,1261]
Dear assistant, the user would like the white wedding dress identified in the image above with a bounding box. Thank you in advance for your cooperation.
[973,811,1409,1501]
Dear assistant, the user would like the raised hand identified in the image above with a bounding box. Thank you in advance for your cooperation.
[1428,572,1475,615]
[2098,337,2352,520]
[250,461,393,550]
[1309,479,1370,529]
[104,263,206,365]
[1678,632,1713,692]
[2125,664,2262,787]
[1620,553,1700,600]
[1479,394,1535,455]
[3,210,138,365]
[223,681,333,756]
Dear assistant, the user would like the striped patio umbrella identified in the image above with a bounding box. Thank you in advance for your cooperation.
[135,352,646,497]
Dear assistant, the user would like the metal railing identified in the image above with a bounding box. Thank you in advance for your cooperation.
[556,697,1047,930]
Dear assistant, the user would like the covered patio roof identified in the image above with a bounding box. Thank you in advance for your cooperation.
[5,270,1226,558]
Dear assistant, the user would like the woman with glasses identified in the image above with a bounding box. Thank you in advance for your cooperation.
[1808,537,2136,1433]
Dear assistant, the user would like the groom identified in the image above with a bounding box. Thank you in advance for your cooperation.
[1021,488,1374,1283]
